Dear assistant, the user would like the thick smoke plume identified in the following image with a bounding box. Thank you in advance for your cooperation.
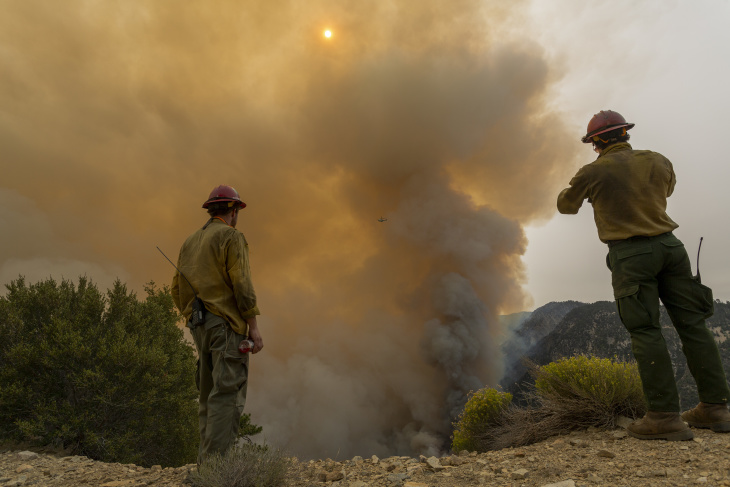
[0,1,578,458]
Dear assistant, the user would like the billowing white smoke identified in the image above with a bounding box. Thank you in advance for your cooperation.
[248,171,527,458]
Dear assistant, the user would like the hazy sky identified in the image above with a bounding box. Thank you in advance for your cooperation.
[1,0,729,458]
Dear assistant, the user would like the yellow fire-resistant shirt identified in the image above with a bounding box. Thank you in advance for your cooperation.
[171,218,259,336]
[557,143,678,243]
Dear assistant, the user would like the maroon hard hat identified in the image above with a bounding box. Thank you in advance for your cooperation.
[581,110,635,143]
[202,185,247,209]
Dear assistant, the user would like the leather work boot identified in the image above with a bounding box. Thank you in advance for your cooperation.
[626,411,694,441]
[682,402,730,432]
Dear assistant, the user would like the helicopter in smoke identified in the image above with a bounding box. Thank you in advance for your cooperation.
[378,217,388,223]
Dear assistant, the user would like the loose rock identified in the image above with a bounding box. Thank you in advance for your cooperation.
[511,468,528,479]
[326,470,344,482]
[425,456,444,471]
[388,472,408,482]
[541,481,576,487]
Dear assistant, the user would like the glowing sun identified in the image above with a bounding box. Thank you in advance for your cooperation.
[324,30,332,38]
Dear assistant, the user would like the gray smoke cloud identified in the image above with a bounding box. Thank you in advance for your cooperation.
[0,0,579,459]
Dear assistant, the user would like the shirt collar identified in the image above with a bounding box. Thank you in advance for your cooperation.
[601,142,632,156]
[211,216,231,227]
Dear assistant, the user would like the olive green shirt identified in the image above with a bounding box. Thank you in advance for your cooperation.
[557,143,679,242]
[171,218,259,336]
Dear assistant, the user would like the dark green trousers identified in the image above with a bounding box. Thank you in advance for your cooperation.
[191,313,249,464]
[607,232,729,412]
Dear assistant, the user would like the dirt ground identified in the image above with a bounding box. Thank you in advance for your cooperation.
[3,426,730,487]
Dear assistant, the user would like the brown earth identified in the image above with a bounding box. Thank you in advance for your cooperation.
[3,427,730,487]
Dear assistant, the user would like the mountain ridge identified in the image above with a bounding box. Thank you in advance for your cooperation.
[500,299,730,410]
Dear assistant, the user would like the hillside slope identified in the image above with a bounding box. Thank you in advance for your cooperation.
[3,427,730,486]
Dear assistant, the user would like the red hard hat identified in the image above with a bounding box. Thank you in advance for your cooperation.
[202,185,247,209]
[581,110,635,143]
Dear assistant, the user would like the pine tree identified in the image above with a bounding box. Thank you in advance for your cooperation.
[0,276,199,467]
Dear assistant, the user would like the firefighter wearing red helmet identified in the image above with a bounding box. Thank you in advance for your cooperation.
[171,184,262,464]
[558,111,730,441]
[580,110,635,145]
[202,184,247,209]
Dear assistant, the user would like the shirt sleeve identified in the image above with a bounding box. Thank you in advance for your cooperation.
[226,232,260,320]
[557,166,590,214]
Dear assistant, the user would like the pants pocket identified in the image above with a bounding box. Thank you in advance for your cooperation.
[209,325,249,394]
[614,284,650,331]
[694,279,715,318]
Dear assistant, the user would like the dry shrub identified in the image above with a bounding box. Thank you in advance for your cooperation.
[477,356,647,450]
[189,444,289,487]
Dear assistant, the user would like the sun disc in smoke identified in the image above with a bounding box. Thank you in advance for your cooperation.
[324,29,332,38]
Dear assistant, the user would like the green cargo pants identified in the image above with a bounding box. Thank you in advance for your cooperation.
[606,232,729,412]
[191,312,249,464]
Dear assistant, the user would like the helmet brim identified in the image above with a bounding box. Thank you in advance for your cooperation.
[581,123,635,143]
[202,199,247,209]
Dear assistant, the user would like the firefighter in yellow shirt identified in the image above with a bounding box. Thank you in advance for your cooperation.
[558,111,730,440]
[172,185,262,463]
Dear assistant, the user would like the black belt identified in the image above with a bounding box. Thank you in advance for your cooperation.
[606,232,673,248]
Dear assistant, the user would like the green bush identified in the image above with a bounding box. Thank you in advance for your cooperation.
[480,356,647,451]
[451,388,512,453]
[190,444,289,487]
[0,276,198,467]
[534,355,646,415]
[239,413,263,439]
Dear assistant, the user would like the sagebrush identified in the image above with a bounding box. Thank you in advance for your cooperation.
[455,355,647,452]
[190,444,289,487]
[451,388,511,453]
[487,356,646,450]
[535,355,645,413]
[0,276,199,467]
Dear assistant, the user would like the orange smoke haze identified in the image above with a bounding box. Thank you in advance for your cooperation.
[0,1,578,458]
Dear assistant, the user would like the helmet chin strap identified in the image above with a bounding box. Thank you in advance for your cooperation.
[593,127,627,144]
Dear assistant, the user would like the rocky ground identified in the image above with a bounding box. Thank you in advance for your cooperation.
[3,426,730,487]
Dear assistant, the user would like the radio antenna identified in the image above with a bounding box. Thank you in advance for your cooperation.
[156,246,199,298]
[157,246,205,325]
[695,237,704,283]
